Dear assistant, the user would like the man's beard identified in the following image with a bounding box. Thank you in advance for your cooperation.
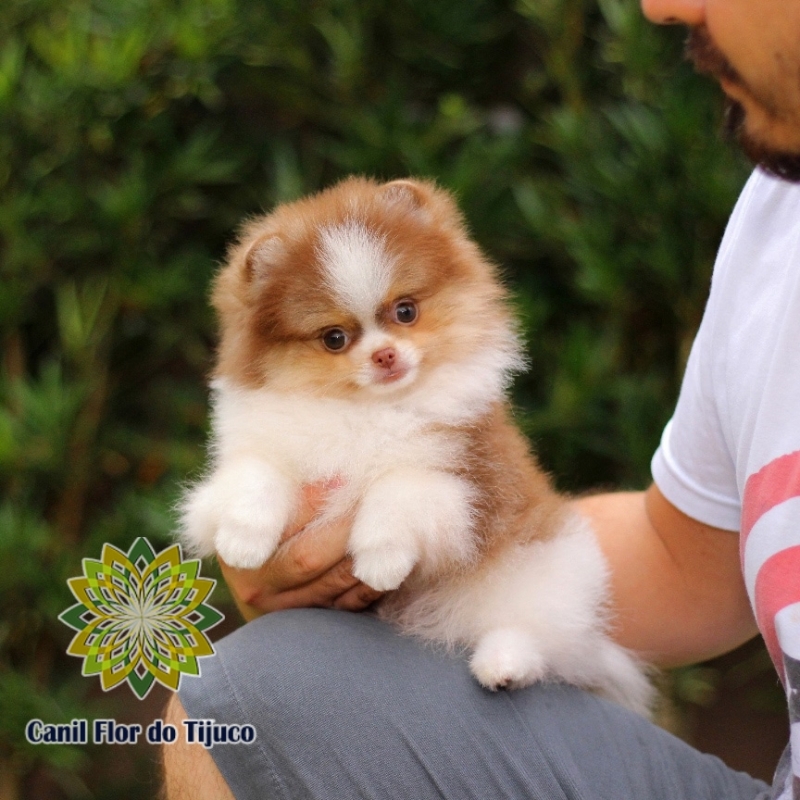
[723,101,800,182]
[686,27,800,183]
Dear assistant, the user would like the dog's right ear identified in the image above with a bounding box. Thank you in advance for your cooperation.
[379,179,431,216]
[243,234,284,285]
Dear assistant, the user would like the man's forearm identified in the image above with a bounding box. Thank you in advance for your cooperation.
[573,486,757,668]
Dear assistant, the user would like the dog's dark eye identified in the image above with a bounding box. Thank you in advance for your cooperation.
[321,328,349,352]
[392,299,418,325]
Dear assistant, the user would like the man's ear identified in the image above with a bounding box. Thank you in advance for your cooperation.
[243,234,284,284]
[380,179,430,212]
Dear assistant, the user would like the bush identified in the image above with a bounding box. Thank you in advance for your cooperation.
[0,0,750,796]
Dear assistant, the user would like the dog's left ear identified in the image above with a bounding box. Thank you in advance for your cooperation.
[243,234,285,286]
[380,179,429,213]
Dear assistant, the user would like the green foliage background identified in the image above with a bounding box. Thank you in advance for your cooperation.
[1,0,753,796]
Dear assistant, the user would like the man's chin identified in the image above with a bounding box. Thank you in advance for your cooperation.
[725,99,800,183]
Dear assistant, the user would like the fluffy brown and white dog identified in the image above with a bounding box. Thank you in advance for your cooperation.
[180,177,652,713]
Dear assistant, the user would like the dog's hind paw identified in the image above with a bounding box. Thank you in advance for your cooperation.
[470,628,546,691]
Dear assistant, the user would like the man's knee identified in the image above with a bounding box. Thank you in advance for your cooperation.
[161,693,235,800]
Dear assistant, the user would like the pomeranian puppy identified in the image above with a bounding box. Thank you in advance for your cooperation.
[180,176,652,713]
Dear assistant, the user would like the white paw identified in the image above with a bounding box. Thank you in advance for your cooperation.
[470,629,546,691]
[179,482,219,557]
[208,459,294,569]
[213,495,290,569]
[352,547,417,592]
[349,469,475,580]
[214,521,281,570]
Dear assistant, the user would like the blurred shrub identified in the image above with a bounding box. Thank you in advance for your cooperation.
[1,0,752,796]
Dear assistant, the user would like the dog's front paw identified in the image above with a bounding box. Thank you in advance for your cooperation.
[352,547,417,592]
[470,629,546,691]
[214,495,289,569]
[212,465,294,569]
[215,520,281,570]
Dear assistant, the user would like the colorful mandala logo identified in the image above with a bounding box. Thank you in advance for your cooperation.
[59,538,223,699]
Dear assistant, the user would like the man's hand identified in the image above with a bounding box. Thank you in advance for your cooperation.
[219,483,384,621]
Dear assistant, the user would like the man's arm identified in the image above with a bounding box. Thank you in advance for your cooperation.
[576,484,757,667]
[222,481,758,669]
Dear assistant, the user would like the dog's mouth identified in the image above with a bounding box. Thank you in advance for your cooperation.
[377,366,409,383]
[369,362,418,392]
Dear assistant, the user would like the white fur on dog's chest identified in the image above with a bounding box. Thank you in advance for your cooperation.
[210,380,464,484]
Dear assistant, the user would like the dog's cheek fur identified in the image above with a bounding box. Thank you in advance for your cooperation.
[259,343,368,396]
[212,228,342,388]
[412,281,517,364]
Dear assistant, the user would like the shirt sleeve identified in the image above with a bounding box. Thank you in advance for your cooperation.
[650,174,764,533]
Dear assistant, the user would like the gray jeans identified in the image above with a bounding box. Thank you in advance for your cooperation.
[178,609,772,800]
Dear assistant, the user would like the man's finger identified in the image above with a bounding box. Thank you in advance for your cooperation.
[267,513,354,593]
[332,581,384,611]
[218,558,277,620]
[262,558,362,612]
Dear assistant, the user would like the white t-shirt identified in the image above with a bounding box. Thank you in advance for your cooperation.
[652,168,800,800]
